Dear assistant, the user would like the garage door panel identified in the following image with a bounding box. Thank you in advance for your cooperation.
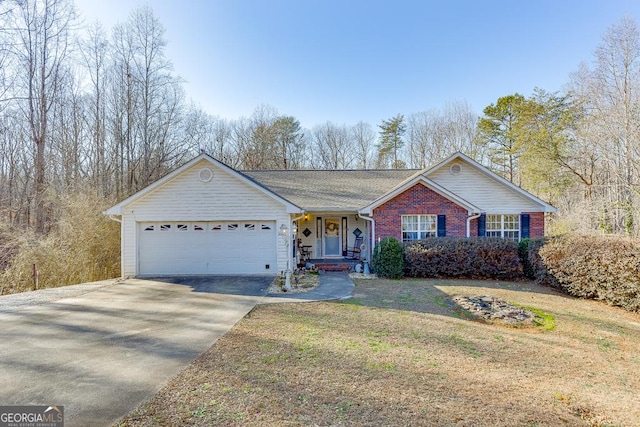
[138,221,276,275]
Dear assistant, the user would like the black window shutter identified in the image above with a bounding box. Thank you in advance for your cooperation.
[520,214,530,239]
[342,216,348,256]
[478,213,486,237]
[437,215,446,237]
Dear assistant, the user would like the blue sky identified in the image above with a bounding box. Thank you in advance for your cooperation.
[74,0,640,129]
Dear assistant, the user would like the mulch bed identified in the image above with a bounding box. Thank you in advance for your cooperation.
[267,271,319,294]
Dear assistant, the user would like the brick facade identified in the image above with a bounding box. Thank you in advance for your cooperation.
[373,183,469,240]
[372,184,547,241]
[525,212,545,238]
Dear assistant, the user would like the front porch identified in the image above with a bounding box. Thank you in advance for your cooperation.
[294,212,371,271]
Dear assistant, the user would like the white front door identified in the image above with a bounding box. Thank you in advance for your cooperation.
[323,217,341,257]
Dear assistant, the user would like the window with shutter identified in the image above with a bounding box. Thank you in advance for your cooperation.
[401,215,437,241]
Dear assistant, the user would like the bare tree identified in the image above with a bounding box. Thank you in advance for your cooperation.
[568,16,640,235]
[351,121,375,169]
[0,109,32,224]
[310,121,354,169]
[49,66,86,191]
[233,104,279,169]
[128,5,187,187]
[79,21,109,195]
[209,115,234,164]
[11,0,76,232]
[106,6,188,194]
[406,102,478,169]
[182,107,230,161]
[406,110,441,168]
[440,100,479,158]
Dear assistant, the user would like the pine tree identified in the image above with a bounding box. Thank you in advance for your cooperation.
[377,114,406,168]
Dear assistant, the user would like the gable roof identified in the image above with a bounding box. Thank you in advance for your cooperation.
[104,151,557,216]
[103,153,303,215]
[244,169,418,211]
[359,175,482,215]
[423,152,558,213]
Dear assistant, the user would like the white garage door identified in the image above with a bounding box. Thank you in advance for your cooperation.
[138,221,277,275]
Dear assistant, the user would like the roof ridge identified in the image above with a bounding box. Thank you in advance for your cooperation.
[244,169,421,173]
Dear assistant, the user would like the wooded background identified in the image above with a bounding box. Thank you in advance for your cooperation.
[1,0,640,240]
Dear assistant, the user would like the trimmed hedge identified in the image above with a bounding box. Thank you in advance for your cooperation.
[518,238,547,280]
[372,237,404,279]
[404,237,523,280]
[533,235,640,312]
[403,234,640,313]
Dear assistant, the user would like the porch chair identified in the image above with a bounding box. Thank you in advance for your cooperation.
[300,245,311,262]
[345,236,363,260]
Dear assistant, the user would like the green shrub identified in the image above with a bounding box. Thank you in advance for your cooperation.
[518,238,547,280]
[404,237,523,280]
[535,234,640,312]
[517,238,532,278]
[372,237,404,278]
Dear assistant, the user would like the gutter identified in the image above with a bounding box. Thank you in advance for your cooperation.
[357,212,375,261]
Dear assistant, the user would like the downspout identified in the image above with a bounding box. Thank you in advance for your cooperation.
[105,214,122,223]
[358,212,375,261]
[466,213,482,238]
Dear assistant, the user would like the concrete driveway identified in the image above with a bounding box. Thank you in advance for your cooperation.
[0,276,274,427]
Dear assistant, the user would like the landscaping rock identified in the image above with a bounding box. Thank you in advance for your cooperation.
[452,295,537,327]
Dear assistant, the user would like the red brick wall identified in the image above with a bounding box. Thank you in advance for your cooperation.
[525,212,545,238]
[373,183,469,240]
[371,183,547,241]
[469,217,479,237]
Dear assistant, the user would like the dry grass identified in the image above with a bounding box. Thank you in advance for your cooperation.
[269,271,320,293]
[0,192,120,294]
[116,279,640,427]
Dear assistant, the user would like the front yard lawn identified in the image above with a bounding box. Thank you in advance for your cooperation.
[117,278,640,427]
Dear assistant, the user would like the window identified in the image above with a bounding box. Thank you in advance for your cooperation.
[244,223,256,231]
[143,225,155,231]
[227,223,238,231]
[402,215,436,242]
[177,224,188,231]
[486,214,520,241]
[160,224,171,231]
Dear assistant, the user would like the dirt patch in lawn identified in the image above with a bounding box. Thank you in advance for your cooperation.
[116,278,640,427]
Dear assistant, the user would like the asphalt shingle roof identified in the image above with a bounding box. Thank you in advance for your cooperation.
[243,169,420,210]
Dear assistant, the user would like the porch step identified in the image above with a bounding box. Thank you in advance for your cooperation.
[314,262,353,272]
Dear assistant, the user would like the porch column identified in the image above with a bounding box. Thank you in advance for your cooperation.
[358,213,375,261]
